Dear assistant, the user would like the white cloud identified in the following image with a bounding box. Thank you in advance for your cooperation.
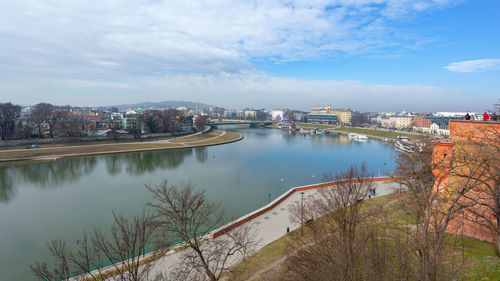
[444,59,500,73]
[0,0,459,78]
[1,71,480,112]
[0,0,474,110]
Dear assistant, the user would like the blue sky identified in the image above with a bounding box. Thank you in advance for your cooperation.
[0,0,499,111]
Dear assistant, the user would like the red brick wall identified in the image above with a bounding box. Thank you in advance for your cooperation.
[433,120,500,243]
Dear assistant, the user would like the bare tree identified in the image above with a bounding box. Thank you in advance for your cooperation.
[393,140,471,281]
[146,180,256,281]
[31,103,55,138]
[450,124,500,253]
[162,109,183,133]
[0,102,21,140]
[284,165,392,281]
[31,211,167,281]
[195,115,208,132]
[55,114,83,137]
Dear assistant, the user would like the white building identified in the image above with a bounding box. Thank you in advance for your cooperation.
[271,110,284,122]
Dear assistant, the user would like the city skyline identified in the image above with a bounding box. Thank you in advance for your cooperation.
[1,0,499,112]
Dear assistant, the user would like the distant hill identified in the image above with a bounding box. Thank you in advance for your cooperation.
[106,101,211,111]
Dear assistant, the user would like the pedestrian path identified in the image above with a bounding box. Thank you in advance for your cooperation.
[147,178,401,279]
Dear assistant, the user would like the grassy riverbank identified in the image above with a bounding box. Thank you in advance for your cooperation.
[294,123,427,140]
[0,130,242,162]
[231,193,500,281]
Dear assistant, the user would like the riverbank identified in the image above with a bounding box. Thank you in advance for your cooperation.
[292,123,428,140]
[231,192,500,281]
[0,130,243,162]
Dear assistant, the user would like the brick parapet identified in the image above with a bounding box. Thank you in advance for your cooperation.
[210,177,394,239]
[432,120,499,244]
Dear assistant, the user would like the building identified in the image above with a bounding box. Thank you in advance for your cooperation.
[380,116,413,129]
[413,116,431,128]
[380,118,394,128]
[307,106,338,124]
[390,116,413,129]
[331,109,352,125]
[180,116,194,132]
[271,110,284,122]
[243,109,257,120]
[428,116,462,130]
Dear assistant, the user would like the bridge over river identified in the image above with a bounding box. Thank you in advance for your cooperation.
[208,120,272,127]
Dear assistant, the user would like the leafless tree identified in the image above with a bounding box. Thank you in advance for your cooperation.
[195,115,208,132]
[31,211,167,281]
[0,102,21,140]
[55,114,83,137]
[393,140,471,281]
[450,124,500,253]
[163,109,183,133]
[146,180,257,281]
[31,103,56,138]
[285,165,395,281]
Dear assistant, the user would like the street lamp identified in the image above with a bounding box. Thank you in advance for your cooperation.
[300,191,305,235]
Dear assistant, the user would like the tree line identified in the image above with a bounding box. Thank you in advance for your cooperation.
[0,102,199,141]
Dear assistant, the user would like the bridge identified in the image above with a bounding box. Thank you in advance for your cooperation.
[208,120,272,128]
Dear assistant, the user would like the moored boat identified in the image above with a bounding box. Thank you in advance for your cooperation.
[395,136,415,153]
[348,133,368,141]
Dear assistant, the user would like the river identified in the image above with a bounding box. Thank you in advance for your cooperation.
[0,127,396,281]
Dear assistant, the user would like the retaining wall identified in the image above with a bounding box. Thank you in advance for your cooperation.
[210,177,394,238]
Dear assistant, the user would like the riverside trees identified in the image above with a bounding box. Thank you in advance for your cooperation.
[283,142,477,281]
[284,165,397,281]
[146,180,257,281]
[0,102,21,140]
[31,212,167,281]
[32,180,256,281]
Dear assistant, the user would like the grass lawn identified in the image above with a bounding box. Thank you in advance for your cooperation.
[231,192,500,281]
[295,123,427,140]
[0,130,242,161]
[334,126,427,140]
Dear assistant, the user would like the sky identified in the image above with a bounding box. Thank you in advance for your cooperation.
[0,0,499,112]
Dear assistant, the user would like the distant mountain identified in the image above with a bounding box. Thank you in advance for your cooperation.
[106,101,211,111]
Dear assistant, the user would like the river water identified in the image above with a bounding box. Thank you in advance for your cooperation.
[0,127,396,281]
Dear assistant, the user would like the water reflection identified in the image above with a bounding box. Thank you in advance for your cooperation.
[0,147,207,203]
[195,147,208,163]
[0,168,15,202]
[18,157,98,188]
[121,148,194,175]
[0,157,98,203]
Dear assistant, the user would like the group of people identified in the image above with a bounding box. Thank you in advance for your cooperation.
[464,112,498,121]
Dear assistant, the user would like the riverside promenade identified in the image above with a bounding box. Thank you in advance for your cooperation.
[148,177,401,279]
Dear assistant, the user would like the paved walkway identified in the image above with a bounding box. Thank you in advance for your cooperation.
[147,180,402,279]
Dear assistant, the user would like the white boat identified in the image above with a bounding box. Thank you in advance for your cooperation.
[395,136,415,153]
[348,133,368,141]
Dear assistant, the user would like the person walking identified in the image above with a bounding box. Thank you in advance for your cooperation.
[483,112,490,121]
